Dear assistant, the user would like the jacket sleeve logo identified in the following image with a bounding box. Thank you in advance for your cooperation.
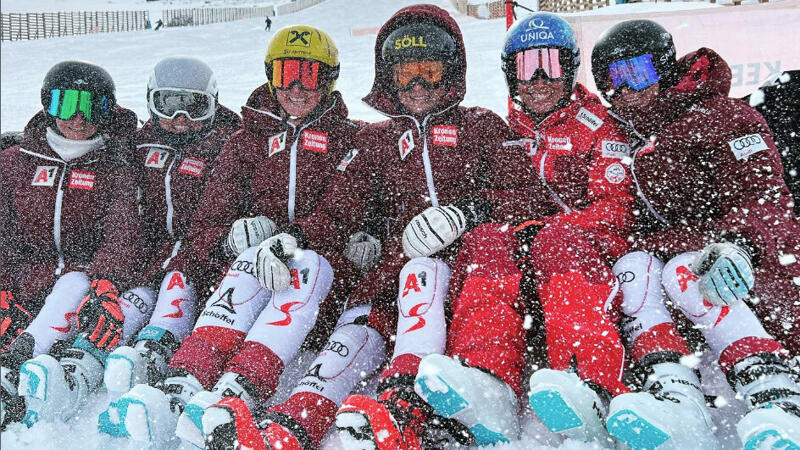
[728,134,769,161]
[145,148,170,168]
[337,149,359,171]
[399,129,415,160]
[31,166,58,186]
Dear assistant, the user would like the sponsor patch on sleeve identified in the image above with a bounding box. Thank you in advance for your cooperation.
[69,170,95,190]
[178,157,206,178]
[431,125,458,147]
[31,165,58,186]
[399,129,415,160]
[144,148,170,168]
[729,133,769,160]
[604,162,626,184]
[576,107,603,131]
[601,140,632,159]
[302,130,328,153]
[268,131,286,157]
[337,149,359,171]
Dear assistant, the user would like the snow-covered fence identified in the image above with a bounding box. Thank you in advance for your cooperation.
[160,6,274,28]
[274,0,328,15]
[0,11,150,41]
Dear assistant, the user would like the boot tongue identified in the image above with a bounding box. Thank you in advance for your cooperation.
[645,362,704,403]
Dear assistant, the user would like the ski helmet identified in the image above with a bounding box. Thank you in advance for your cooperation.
[265,25,340,94]
[501,12,580,97]
[591,20,677,99]
[147,56,218,123]
[381,21,459,88]
[41,60,116,127]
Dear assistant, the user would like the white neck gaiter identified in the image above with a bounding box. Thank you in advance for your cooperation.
[46,127,104,162]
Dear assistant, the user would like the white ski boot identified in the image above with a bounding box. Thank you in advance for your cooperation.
[414,354,520,446]
[606,359,720,449]
[103,345,146,404]
[732,354,800,449]
[528,368,610,443]
[19,346,103,425]
[176,371,261,447]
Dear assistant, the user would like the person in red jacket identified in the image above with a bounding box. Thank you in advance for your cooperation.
[0,61,141,427]
[98,27,374,447]
[584,20,800,449]
[200,5,532,449]
[88,57,241,416]
[397,13,638,447]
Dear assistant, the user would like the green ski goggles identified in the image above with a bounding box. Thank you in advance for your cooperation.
[46,89,111,123]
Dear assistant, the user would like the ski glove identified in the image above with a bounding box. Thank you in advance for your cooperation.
[0,291,32,351]
[76,279,125,350]
[691,242,755,306]
[402,205,467,258]
[345,231,382,271]
[226,216,277,257]
[253,233,298,291]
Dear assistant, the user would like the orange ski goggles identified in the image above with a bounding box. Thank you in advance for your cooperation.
[271,58,322,91]
[392,60,445,89]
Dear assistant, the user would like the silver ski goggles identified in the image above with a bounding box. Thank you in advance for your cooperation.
[149,88,215,121]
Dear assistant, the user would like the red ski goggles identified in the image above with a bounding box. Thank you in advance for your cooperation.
[608,54,661,91]
[46,89,111,123]
[516,48,563,81]
[392,60,445,88]
[271,58,323,91]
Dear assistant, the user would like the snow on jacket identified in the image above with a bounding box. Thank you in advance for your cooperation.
[0,108,141,311]
[134,106,240,283]
[505,83,636,255]
[294,4,533,253]
[171,86,362,285]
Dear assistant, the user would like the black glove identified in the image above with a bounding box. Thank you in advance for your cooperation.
[454,197,493,230]
[76,279,125,351]
[513,220,545,271]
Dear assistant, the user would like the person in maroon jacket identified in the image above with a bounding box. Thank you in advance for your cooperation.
[99,27,375,447]
[0,61,140,427]
[92,57,241,416]
[583,20,800,450]
[199,5,531,449]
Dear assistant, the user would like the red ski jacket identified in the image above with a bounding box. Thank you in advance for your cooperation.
[171,87,362,285]
[505,84,636,255]
[0,109,141,310]
[134,106,240,283]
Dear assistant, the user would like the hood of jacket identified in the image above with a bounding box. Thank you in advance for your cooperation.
[239,83,350,134]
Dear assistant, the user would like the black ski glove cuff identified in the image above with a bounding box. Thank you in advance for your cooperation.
[454,197,493,231]
[715,230,760,266]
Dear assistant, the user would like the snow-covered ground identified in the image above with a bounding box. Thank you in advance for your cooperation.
[0,0,792,448]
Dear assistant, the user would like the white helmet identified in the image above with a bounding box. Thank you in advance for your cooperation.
[147,56,218,123]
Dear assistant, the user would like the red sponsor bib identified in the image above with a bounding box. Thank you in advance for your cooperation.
[302,130,328,153]
[178,157,205,177]
[431,125,458,147]
[69,170,95,190]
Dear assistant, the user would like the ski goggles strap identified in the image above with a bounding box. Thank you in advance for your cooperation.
[608,54,661,91]
[392,60,445,88]
[47,89,108,123]
[272,58,322,91]
[150,89,215,121]
[516,48,563,81]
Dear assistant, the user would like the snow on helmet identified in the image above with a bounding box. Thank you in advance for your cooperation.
[147,56,218,124]
[591,19,677,99]
[264,25,340,94]
[501,12,580,97]
[41,60,116,126]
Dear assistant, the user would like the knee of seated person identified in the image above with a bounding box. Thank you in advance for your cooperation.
[662,252,702,303]
[47,271,90,299]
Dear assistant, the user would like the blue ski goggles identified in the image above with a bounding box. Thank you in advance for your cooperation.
[608,54,661,91]
[46,89,111,123]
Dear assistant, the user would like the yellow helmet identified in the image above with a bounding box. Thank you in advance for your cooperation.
[265,25,340,93]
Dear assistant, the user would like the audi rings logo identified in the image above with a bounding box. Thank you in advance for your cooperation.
[325,340,349,357]
[230,260,255,276]
[616,271,635,285]
[732,134,763,150]
[604,142,629,153]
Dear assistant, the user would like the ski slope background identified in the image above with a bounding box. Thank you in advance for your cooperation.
[0,0,780,448]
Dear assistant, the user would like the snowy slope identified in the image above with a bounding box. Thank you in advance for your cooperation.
[1,0,276,13]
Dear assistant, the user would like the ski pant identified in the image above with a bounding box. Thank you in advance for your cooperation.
[168,246,357,403]
[614,251,785,375]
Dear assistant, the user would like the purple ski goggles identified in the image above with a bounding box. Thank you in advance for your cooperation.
[608,54,661,91]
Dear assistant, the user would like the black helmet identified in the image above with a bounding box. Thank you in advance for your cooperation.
[382,22,458,66]
[591,20,677,97]
[41,60,116,125]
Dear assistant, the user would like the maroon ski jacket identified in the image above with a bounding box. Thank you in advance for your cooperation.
[170,87,362,285]
[0,108,141,311]
[134,106,240,283]
[620,48,800,350]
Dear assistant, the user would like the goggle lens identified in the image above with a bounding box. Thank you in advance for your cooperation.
[150,89,215,121]
[516,48,563,81]
[272,59,321,91]
[392,61,445,88]
[608,54,661,91]
[47,89,109,123]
